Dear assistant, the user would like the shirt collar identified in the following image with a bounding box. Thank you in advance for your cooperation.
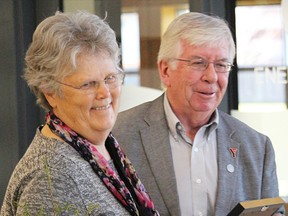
[164,93,179,139]
[164,92,219,140]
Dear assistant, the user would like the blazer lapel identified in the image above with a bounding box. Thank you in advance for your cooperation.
[140,95,181,216]
[214,112,241,215]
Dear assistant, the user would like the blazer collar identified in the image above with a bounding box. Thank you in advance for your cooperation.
[214,111,241,215]
[140,94,181,216]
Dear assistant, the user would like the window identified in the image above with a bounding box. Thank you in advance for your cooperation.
[121,12,141,86]
[236,4,287,112]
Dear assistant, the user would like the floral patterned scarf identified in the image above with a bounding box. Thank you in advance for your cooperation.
[46,112,159,216]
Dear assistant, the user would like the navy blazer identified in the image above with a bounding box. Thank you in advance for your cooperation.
[113,94,280,216]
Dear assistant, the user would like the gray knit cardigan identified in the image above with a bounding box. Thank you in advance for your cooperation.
[0,129,131,216]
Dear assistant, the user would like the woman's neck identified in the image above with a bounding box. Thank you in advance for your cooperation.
[41,124,63,141]
[41,124,111,161]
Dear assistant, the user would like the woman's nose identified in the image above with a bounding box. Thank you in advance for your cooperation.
[95,81,110,98]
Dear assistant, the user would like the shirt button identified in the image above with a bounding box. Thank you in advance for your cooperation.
[194,147,199,152]
[198,212,203,216]
[196,179,202,184]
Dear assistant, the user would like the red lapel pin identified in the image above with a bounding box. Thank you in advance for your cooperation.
[229,148,237,158]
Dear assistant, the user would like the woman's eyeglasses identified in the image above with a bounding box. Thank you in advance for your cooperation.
[55,73,125,94]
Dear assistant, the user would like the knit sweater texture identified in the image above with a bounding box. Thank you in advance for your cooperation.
[0,129,130,216]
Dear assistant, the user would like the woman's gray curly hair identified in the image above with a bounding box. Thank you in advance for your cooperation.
[24,10,121,111]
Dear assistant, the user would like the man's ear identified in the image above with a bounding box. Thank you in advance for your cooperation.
[43,92,57,109]
[158,60,171,87]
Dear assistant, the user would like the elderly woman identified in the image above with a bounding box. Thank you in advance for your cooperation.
[0,11,158,216]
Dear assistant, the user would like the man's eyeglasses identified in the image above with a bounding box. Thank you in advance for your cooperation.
[173,57,233,73]
[55,73,125,94]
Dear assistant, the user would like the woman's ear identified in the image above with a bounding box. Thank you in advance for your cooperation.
[158,60,171,87]
[43,92,57,109]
